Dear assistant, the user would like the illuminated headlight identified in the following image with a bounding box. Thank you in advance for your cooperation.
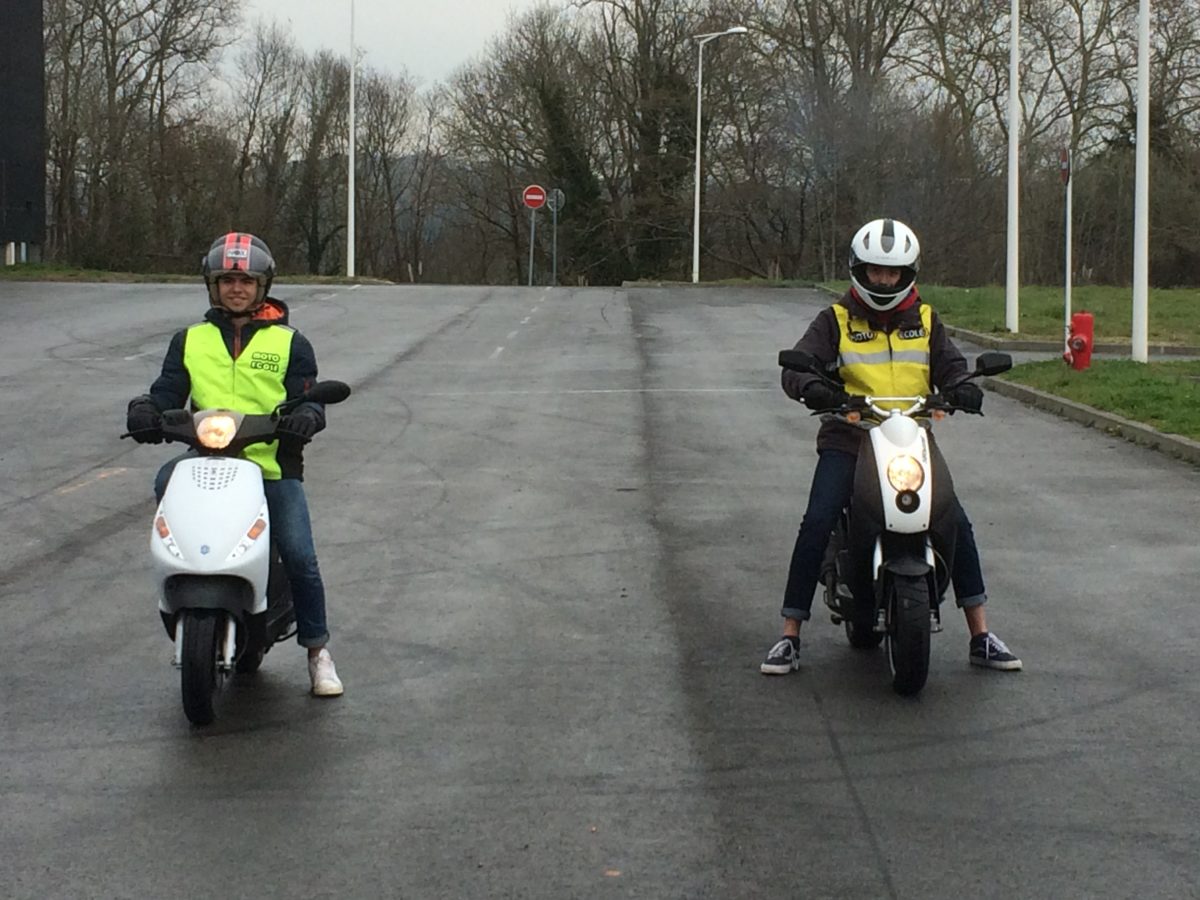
[226,507,269,561]
[154,513,185,559]
[887,455,925,492]
[196,414,238,449]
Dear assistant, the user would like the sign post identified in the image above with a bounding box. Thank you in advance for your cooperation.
[523,184,547,286]
[547,188,566,286]
[1061,148,1073,348]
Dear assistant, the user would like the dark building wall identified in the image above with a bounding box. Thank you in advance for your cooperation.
[0,0,46,245]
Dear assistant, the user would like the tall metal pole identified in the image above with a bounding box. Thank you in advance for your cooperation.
[552,202,558,286]
[691,27,746,284]
[347,0,356,278]
[528,209,537,287]
[1132,0,1151,363]
[691,38,707,285]
[1064,148,1073,346]
[1005,0,1020,332]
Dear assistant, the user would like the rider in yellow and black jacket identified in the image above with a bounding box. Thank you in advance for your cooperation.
[124,232,344,698]
[759,218,1022,676]
[781,286,972,455]
[130,294,323,481]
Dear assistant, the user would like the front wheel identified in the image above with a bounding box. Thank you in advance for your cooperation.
[180,611,220,725]
[887,575,931,696]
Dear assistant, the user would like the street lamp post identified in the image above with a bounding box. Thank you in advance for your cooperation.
[691,26,747,284]
[1005,0,1019,332]
[347,0,356,278]
[1132,0,1150,362]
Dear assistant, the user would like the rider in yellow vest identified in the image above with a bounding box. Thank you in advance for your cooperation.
[760,219,1022,675]
[125,232,344,697]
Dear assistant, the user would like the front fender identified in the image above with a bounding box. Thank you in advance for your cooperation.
[162,574,255,615]
[882,556,933,578]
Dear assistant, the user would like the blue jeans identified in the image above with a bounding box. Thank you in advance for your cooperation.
[781,449,988,622]
[156,457,330,647]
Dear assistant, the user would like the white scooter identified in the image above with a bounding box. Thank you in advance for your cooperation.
[778,350,1011,695]
[124,381,350,725]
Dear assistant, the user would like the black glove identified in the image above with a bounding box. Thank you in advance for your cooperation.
[277,408,320,441]
[126,397,164,443]
[943,381,984,412]
[801,381,850,412]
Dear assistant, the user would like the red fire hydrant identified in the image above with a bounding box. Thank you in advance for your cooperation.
[1064,311,1094,370]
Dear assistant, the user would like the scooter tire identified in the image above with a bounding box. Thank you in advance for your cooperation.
[887,575,931,696]
[181,611,220,726]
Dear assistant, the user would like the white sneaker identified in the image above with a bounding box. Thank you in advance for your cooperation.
[308,648,344,697]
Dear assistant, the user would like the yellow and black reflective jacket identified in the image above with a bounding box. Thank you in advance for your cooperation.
[781,289,970,454]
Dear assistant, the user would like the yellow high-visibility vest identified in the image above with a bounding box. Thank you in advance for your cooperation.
[834,303,933,410]
[183,322,295,480]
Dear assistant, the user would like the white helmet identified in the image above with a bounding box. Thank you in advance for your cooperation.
[848,218,920,312]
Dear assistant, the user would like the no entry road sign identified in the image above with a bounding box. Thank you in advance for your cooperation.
[523,184,547,209]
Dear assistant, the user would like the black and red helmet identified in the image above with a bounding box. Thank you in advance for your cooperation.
[201,232,276,309]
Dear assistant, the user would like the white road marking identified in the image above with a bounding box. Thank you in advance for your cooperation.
[489,346,505,360]
[415,387,773,396]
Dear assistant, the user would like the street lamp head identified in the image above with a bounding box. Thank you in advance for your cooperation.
[694,25,750,43]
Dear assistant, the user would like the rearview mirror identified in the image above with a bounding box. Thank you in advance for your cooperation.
[974,352,1013,377]
[779,349,822,373]
[304,381,352,405]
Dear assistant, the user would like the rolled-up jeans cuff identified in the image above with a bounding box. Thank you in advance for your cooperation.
[298,630,330,649]
[956,592,987,609]
[781,608,812,622]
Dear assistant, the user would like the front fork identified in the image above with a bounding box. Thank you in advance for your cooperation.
[172,613,238,672]
[871,537,942,634]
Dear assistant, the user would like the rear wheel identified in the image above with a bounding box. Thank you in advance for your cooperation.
[887,575,931,696]
[234,644,264,674]
[180,611,220,725]
[845,616,884,649]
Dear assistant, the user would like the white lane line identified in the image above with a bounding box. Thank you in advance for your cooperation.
[414,387,773,396]
[507,330,520,340]
[489,346,505,360]
[521,317,531,324]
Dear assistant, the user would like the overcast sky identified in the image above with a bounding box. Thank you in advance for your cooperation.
[239,0,552,86]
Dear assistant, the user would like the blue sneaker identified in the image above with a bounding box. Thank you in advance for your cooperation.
[760,637,800,675]
[969,632,1022,671]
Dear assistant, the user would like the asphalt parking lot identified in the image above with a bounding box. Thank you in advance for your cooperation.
[2,281,1198,899]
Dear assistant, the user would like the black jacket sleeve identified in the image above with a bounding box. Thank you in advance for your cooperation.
[142,330,191,411]
[282,330,326,434]
[927,310,971,391]
[781,306,842,403]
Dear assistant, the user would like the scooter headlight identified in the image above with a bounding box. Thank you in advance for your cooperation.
[887,455,925,493]
[196,414,238,449]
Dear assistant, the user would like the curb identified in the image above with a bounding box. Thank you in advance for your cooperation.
[982,377,1200,467]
